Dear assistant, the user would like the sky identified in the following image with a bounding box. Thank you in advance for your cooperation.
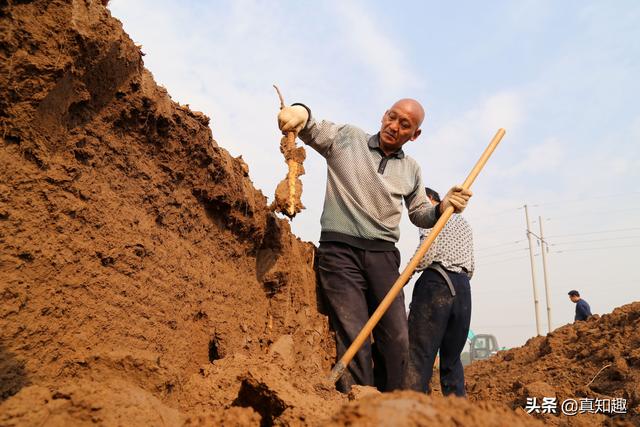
[109,0,640,349]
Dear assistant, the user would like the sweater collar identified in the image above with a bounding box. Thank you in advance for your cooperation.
[368,133,405,158]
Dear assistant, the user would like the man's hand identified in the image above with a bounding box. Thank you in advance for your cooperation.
[278,105,309,134]
[440,186,472,214]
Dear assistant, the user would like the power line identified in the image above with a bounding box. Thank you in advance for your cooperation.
[476,223,524,234]
[552,244,640,254]
[543,206,640,221]
[478,254,529,266]
[547,227,640,239]
[465,206,523,223]
[552,235,640,246]
[476,239,527,251]
[476,247,528,259]
[533,191,640,207]
[474,279,639,295]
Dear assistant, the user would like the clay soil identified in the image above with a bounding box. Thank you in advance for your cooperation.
[0,1,637,426]
[465,302,640,426]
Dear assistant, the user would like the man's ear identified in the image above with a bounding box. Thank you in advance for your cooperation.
[411,128,422,141]
[381,110,389,123]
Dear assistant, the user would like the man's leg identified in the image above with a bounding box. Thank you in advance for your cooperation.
[316,242,370,392]
[403,269,453,392]
[371,340,387,391]
[364,248,407,391]
[439,272,472,397]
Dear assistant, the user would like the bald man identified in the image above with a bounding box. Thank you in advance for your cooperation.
[278,100,471,392]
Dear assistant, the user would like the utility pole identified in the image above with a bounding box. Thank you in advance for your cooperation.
[524,205,542,336]
[539,216,552,333]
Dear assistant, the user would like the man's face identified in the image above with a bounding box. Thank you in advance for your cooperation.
[569,295,579,303]
[379,101,423,153]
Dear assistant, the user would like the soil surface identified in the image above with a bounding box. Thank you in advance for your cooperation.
[0,1,637,426]
[0,1,339,425]
[466,302,640,426]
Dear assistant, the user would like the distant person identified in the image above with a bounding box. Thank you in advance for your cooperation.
[568,290,592,321]
[403,187,474,397]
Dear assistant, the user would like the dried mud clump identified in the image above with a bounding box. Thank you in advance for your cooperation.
[272,132,305,219]
[271,86,305,219]
[466,302,640,426]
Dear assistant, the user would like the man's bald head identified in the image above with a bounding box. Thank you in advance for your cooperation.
[378,98,426,155]
[390,98,425,128]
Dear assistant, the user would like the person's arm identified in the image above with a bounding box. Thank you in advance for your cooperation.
[279,103,347,158]
[406,173,473,231]
[405,168,440,229]
[298,118,349,158]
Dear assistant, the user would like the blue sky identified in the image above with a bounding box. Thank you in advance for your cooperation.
[110,0,640,348]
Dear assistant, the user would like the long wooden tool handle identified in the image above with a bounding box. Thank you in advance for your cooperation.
[327,128,506,384]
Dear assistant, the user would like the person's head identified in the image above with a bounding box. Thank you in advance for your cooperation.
[379,99,425,154]
[425,187,441,206]
[568,290,581,303]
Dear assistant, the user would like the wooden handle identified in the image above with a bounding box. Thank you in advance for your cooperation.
[328,128,506,383]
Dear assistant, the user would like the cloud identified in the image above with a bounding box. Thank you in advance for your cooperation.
[427,91,524,150]
[330,1,422,98]
[498,137,565,177]
[407,89,526,195]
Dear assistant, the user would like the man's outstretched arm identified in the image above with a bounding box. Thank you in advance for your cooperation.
[278,104,347,158]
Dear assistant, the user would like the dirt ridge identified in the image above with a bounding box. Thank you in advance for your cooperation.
[467,302,640,425]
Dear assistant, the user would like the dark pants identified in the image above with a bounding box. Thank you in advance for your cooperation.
[403,268,471,397]
[316,241,408,393]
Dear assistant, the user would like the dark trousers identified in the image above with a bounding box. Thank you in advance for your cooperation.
[403,268,471,397]
[316,241,408,393]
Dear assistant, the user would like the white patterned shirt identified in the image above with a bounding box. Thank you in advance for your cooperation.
[415,214,475,278]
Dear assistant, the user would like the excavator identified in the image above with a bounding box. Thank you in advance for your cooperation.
[460,330,501,366]
[432,330,501,368]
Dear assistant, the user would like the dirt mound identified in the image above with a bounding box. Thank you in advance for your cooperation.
[466,302,640,426]
[323,391,544,426]
[0,0,344,424]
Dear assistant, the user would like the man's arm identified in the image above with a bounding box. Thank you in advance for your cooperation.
[298,118,349,158]
[405,170,440,229]
[406,173,473,231]
[278,103,346,158]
